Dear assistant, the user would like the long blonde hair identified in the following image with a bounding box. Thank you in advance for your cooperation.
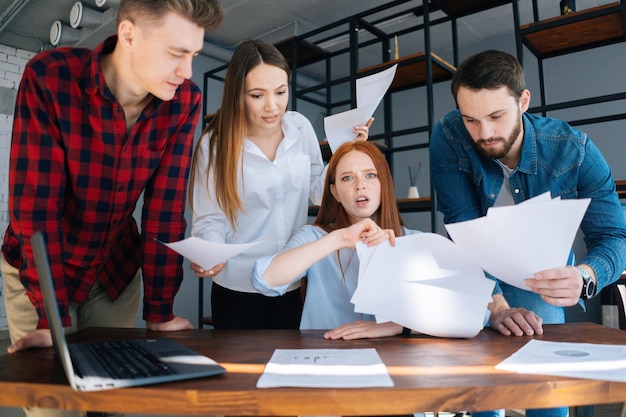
[190,40,290,228]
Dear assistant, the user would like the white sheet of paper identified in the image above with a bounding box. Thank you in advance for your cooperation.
[351,233,495,338]
[445,193,590,290]
[495,339,626,382]
[324,101,378,153]
[324,64,397,153]
[256,348,394,388]
[157,236,267,270]
[356,63,398,108]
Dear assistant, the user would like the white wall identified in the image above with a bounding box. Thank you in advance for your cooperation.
[0,44,36,330]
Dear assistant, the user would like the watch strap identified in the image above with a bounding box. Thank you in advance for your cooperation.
[577,266,595,300]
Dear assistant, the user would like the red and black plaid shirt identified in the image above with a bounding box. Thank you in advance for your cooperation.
[1,36,200,328]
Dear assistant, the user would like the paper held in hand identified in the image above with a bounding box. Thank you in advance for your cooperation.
[324,64,397,153]
[444,192,590,290]
[350,193,590,338]
[352,232,495,338]
[157,236,268,270]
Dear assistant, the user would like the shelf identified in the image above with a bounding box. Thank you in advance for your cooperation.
[357,52,456,92]
[199,317,213,327]
[431,0,513,18]
[308,196,432,217]
[396,196,432,212]
[617,179,626,198]
[520,2,625,59]
[274,37,328,68]
[308,180,624,217]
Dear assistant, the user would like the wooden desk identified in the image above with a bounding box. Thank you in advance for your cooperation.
[0,323,625,415]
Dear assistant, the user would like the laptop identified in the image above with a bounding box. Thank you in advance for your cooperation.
[31,230,226,391]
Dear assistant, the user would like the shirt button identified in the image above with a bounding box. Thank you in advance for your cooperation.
[514,189,520,194]
[116,106,122,112]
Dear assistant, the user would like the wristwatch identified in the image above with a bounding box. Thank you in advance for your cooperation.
[577,267,596,300]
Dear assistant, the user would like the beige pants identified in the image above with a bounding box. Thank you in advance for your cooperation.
[1,254,140,417]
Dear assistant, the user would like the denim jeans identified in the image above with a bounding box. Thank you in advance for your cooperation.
[472,408,568,417]
[500,282,565,324]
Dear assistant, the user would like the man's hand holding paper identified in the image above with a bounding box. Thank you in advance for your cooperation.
[445,193,590,293]
[526,265,587,306]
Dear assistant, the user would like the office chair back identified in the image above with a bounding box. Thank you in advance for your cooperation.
[616,282,626,331]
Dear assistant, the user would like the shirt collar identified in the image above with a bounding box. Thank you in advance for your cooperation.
[84,35,116,99]
[244,112,299,157]
[517,113,538,175]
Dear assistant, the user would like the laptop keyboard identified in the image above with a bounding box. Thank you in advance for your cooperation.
[87,340,176,379]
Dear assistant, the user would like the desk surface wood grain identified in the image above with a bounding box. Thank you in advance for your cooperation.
[0,323,624,415]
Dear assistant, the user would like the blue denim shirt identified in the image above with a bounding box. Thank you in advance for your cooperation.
[430,110,626,323]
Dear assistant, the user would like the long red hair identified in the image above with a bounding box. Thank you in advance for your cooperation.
[314,141,404,236]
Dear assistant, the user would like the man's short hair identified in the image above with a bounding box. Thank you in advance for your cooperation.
[117,0,223,31]
[451,50,526,101]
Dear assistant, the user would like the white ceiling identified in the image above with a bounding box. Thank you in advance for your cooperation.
[0,0,612,63]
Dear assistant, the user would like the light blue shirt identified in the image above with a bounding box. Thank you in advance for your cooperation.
[430,110,626,323]
[252,224,420,330]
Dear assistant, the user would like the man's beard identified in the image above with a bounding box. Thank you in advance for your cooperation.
[475,115,522,160]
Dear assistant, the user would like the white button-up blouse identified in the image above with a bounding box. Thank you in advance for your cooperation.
[191,111,326,293]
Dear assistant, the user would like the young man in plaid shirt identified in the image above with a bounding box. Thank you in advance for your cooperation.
[2,0,222,372]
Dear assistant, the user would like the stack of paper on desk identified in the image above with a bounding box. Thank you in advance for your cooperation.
[495,340,626,382]
[445,192,590,290]
[351,232,495,338]
[256,348,394,388]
